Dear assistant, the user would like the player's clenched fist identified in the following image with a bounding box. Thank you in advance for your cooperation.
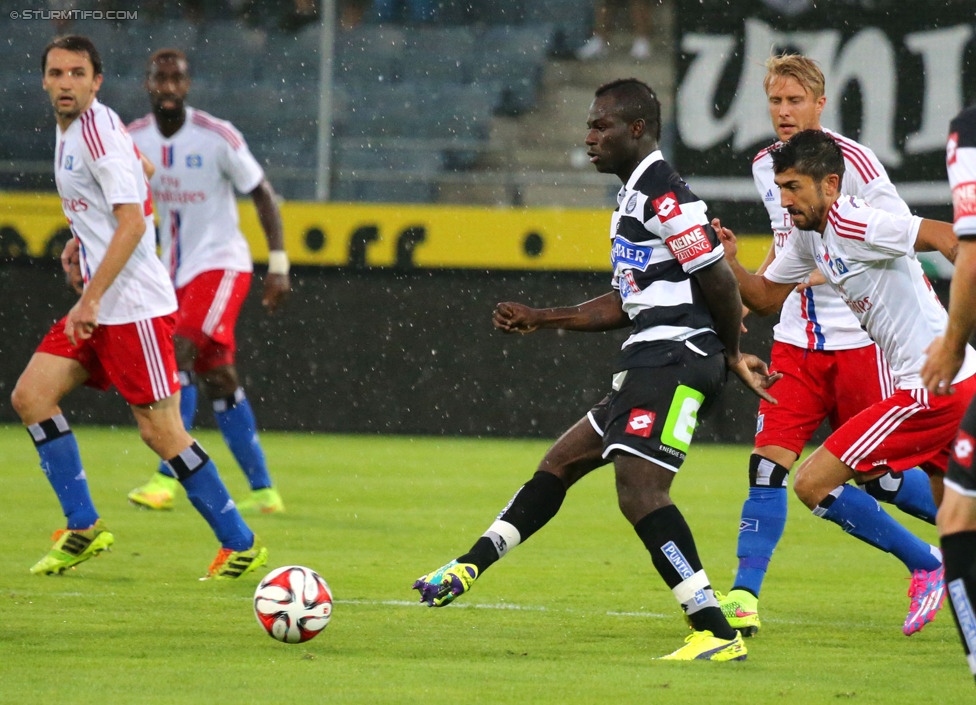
[492,302,539,334]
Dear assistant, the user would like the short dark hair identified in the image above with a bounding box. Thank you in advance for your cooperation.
[594,78,661,142]
[770,129,845,183]
[42,35,102,76]
[147,48,189,75]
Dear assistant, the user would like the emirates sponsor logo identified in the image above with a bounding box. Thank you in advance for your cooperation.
[60,196,88,212]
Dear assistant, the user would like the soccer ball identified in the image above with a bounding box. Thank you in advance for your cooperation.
[253,565,333,643]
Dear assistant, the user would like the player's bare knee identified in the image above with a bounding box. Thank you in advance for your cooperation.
[10,385,30,422]
[10,379,45,424]
[791,469,824,509]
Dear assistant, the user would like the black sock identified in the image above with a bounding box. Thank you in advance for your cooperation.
[457,471,567,574]
[634,504,735,640]
[942,530,976,681]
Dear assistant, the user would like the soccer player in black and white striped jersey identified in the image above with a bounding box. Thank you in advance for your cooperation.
[412,79,779,661]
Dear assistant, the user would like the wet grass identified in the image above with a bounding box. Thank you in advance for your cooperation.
[0,426,970,703]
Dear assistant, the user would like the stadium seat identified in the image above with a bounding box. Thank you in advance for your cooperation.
[523,0,591,57]
[98,78,152,123]
[465,26,550,115]
[124,20,202,69]
[264,23,324,85]
[193,23,265,87]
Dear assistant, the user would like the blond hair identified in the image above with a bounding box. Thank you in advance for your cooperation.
[763,54,825,99]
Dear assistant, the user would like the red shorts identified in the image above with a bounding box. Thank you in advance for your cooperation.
[174,270,251,374]
[824,375,976,475]
[36,314,180,405]
[755,341,892,455]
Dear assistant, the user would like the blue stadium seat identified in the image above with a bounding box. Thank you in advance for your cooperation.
[523,0,591,57]
[193,23,264,87]
[97,78,151,123]
[341,179,434,204]
[335,54,400,87]
[467,26,549,115]
[124,20,202,69]
[263,23,323,85]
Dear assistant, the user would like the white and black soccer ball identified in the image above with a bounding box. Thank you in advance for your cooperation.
[254,565,333,643]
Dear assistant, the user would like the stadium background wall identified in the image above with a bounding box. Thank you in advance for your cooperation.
[0,259,786,442]
[0,195,948,442]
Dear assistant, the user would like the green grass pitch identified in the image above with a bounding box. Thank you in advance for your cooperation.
[1,425,971,703]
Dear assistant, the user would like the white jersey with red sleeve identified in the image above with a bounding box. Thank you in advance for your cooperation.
[752,127,911,351]
[128,107,264,289]
[948,106,976,239]
[764,196,976,389]
[55,99,176,324]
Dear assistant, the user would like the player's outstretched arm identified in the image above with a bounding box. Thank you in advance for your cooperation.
[693,251,781,403]
[251,179,291,314]
[914,218,958,264]
[492,291,629,334]
[728,353,781,404]
[712,218,795,315]
[922,239,976,394]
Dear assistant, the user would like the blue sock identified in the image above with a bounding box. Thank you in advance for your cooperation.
[27,415,98,529]
[159,372,199,479]
[166,442,253,551]
[733,454,790,596]
[862,469,937,525]
[213,388,272,491]
[735,487,788,595]
[816,485,941,572]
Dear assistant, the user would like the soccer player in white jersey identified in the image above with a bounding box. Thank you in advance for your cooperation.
[413,79,781,661]
[13,35,268,579]
[125,49,290,514]
[720,54,938,637]
[920,106,976,684]
[718,128,974,636]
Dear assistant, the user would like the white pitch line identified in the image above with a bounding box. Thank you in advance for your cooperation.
[336,599,815,627]
[34,593,838,628]
[337,598,672,619]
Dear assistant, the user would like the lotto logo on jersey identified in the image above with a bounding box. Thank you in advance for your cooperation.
[625,409,656,438]
[652,192,681,222]
[665,225,712,264]
[952,430,975,468]
[947,131,958,166]
[952,181,976,219]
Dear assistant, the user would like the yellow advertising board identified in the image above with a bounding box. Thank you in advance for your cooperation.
[0,192,771,271]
